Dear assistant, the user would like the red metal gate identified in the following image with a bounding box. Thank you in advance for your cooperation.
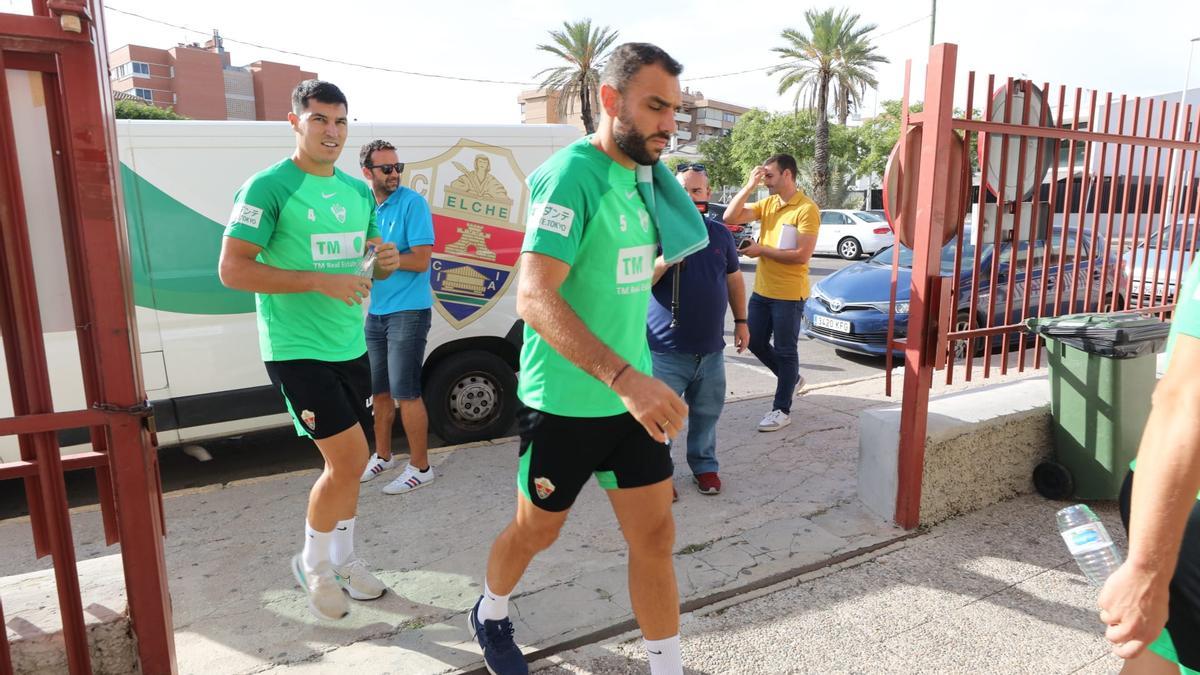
[0,1,175,673]
[886,43,1199,528]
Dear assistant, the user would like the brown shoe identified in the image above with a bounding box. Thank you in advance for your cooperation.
[694,472,721,495]
[672,485,679,503]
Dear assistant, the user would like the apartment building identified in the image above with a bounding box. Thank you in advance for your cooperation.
[109,30,317,121]
[517,86,749,143]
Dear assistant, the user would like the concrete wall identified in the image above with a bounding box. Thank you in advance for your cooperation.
[3,555,137,675]
[859,377,1055,527]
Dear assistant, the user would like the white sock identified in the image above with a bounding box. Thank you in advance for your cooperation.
[330,518,355,567]
[302,520,332,572]
[645,635,682,675]
[478,579,510,621]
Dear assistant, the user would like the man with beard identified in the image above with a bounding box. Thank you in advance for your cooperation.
[219,80,399,620]
[357,140,438,495]
[467,43,689,675]
[722,155,820,432]
[647,164,749,498]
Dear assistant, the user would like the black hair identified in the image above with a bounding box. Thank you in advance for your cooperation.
[359,139,395,168]
[764,153,799,181]
[291,79,348,115]
[600,43,683,93]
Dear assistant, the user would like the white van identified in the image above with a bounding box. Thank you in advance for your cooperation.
[0,118,580,462]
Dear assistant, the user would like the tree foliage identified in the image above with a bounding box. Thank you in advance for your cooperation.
[115,99,187,120]
[534,19,619,135]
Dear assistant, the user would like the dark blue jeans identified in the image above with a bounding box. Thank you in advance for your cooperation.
[747,292,804,414]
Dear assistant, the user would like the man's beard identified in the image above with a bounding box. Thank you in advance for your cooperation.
[614,107,669,166]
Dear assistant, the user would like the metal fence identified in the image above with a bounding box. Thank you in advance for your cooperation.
[0,1,175,672]
[883,44,1197,528]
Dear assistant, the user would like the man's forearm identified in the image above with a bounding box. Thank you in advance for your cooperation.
[759,245,812,265]
[519,286,627,386]
[724,184,756,223]
[393,251,431,273]
[220,258,321,294]
[1126,380,1200,581]
[727,272,748,320]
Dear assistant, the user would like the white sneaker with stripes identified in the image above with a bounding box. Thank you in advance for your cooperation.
[382,463,435,495]
[359,453,396,483]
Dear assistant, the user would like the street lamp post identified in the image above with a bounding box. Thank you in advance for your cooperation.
[1171,38,1200,210]
[1166,37,1200,221]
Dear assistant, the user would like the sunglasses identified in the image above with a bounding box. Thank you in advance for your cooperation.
[368,162,404,175]
[675,163,706,173]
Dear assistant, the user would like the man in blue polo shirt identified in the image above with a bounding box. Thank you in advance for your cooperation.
[649,164,749,497]
[357,139,438,495]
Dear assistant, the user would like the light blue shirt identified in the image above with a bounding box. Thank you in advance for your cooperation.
[368,186,435,314]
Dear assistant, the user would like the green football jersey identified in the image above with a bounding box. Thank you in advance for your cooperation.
[224,158,379,362]
[518,137,659,417]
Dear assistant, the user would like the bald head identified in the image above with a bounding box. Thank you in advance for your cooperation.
[676,168,711,207]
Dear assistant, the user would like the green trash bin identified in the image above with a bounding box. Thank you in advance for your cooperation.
[1026,313,1170,500]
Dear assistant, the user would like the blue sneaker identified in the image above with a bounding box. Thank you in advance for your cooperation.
[468,595,528,675]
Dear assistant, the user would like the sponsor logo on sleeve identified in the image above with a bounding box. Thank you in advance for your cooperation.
[528,202,575,237]
[230,203,263,229]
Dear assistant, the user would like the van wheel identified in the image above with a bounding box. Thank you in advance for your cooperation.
[837,237,862,260]
[425,351,517,445]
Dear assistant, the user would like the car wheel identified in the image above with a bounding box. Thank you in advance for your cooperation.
[425,350,518,445]
[838,237,862,260]
[1101,292,1125,312]
[951,311,983,360]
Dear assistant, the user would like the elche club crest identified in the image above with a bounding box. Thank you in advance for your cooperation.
[402,140,528,329]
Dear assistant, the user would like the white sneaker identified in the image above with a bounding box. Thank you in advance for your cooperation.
[382,463,436,495]
[332,558,388,600]
[291,554,348,620]
[757,409,791,432]
[794,374,807,397]
[360,453,396,483]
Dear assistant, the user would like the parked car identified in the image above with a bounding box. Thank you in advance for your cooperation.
[802,229,1125,358]
[1122,219,1198,307]
[709,201,754,249]
[816,209,895,260]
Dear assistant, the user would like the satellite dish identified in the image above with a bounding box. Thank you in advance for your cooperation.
[981,80,1056,202]
[882,123,969,249]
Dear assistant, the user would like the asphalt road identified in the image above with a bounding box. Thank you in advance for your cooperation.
[0,253,891,517]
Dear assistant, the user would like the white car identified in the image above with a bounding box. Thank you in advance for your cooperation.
[816,209,895,260]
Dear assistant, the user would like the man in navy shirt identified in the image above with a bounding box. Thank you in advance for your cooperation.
[649,164,749,497]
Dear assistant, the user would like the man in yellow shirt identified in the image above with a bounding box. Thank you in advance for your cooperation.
[723,154,820,432]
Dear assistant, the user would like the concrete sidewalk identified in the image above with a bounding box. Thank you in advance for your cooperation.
[1,376,917,674]
[538,494,1124,674]
[1,361,1096,674]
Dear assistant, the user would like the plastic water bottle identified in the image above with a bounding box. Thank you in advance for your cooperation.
[1057,504,1123,585]
[357,244,377,279]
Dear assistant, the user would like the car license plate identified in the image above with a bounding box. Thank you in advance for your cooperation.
[813,315,851,333]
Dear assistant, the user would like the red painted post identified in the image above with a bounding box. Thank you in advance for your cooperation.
[895,43,959,530]
[55,2,178,671]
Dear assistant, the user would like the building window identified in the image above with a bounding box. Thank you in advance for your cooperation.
[134,88,153,101]
[112,63,129,79]
[723,112,737,123]
[132,61,150,76]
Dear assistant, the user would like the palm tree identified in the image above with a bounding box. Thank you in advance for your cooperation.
[833,37,888,126]
[535,19,619,135]
[769,8,886,206]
